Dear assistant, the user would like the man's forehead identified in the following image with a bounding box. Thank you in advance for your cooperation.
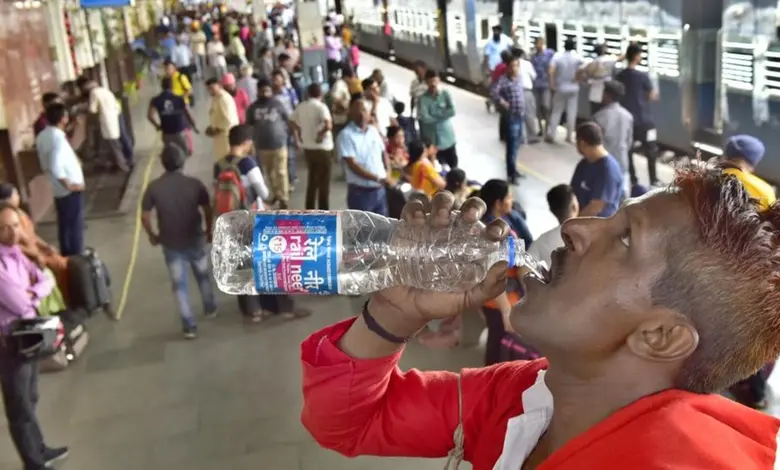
[620,187,692,223]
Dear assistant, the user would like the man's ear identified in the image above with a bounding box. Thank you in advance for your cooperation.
[626,310,699,362]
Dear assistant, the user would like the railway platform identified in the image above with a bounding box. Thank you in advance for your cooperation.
[0,54,762,470]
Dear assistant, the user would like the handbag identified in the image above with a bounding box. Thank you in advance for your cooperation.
[4,317,65,362]
[36,268,67,317]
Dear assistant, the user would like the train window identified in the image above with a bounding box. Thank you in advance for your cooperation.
[764,44,780,97]
[652,33,680,78]
[721,40,754,92]
[604,26,622,56]
[480,19,489,40]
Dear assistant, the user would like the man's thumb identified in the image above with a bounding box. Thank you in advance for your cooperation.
[464,262,509,308]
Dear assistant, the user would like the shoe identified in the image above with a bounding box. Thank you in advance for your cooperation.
[183,327,197,340]
[204,309,218,319]
[44,446,69,466]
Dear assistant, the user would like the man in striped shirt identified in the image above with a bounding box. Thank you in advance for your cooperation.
[491,55,526,184]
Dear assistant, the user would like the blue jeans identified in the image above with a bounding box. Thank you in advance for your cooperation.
[162,246,217,330]
[505,114,524,180]
[347,185,388,216]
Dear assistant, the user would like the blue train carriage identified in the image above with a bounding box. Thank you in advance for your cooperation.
[386,0,448,72]
[446,0,503,84]
[705,0,780,183]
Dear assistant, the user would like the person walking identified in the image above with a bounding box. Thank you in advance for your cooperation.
[205,78,239,160]
[246,79,292,209]
[141,144,217,339]
[35,103,85,257]
[148,77,200,156]
[76,76,130,172]
[546,38,583,144]
[291,83,334,210]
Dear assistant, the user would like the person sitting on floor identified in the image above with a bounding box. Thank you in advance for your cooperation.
[405,141,445,199]
[0,183,70,295]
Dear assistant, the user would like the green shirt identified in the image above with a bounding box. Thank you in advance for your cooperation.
[418,89,456,150]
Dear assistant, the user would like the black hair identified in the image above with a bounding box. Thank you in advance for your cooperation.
[228,124,253,146]
[500,49,513,63]
[342,65,355,78]
[161,77,173,90]
[546,184,576,221]
[386,125,401,140]
[626,43,642,63]
[0,182,15,201]
[394,100,405,115]
[407,141,425,165]
[75,76,91,89]
[576,121,603,146]
[479,179,510,213]
[42,92,60,106]
[206,77,219,86]
[160,144,186,172]
[594,44,606,56]
[278,53,290,62]
[511,47,525,59]
[308,83,323,98]
[163,58,174,66]
[424,70,438,81]
[44,103,68,126]
[445,168,467,193]
[564,38,576,51]
[361,77,374,90]
[349,92,364,104]
[257,78,272,90]
[602,80,625,101]
[492,25,502,32]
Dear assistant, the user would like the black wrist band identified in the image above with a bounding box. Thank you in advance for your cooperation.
[362,300,408,344]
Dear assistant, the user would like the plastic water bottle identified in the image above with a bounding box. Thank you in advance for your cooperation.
[211,210,547,296]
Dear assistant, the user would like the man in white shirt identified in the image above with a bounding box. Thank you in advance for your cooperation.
[77,76,129,172]
[362,77,396,138]
[291,83,335,210]
[190,25,207,79]
[583,44,622,115]
[517,48,540,143]
[206,37,228,80]
[547,38,584,143]
[171,36,194,83]
[330,67,351,136]
[527,184,579,267]
[35,103,86,256]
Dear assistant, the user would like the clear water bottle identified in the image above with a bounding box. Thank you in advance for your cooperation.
[211,210,547,296]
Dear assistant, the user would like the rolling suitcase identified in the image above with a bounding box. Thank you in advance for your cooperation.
[67,248,113,318]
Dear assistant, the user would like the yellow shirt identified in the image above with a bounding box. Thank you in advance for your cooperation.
[346,77,363,94]
[171,72,192,104]
[342,28,353,46]
[409,160,440,197]
[723,167,776,211]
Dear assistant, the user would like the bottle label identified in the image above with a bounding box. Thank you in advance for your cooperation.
[252,213,341,294]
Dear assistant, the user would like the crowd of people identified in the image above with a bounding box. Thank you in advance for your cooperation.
[3,6,780,470]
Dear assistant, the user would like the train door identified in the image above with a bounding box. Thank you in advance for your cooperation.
[545,23,557,50]
[448,0,481,82]
[437,0,454,73]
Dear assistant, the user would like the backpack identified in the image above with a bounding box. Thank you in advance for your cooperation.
[213,158,247,216]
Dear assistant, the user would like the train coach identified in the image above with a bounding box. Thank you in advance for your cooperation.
[338,0,780,184]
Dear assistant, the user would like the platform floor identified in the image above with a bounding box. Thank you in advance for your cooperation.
[0,54,746,470]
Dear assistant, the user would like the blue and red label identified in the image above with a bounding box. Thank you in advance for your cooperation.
[252,213,341,294]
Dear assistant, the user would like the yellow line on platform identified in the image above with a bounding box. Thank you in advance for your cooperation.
[115,136,161,321]
[516,161,556,186]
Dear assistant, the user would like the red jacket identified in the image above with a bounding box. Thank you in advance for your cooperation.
[302,318,780,469]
